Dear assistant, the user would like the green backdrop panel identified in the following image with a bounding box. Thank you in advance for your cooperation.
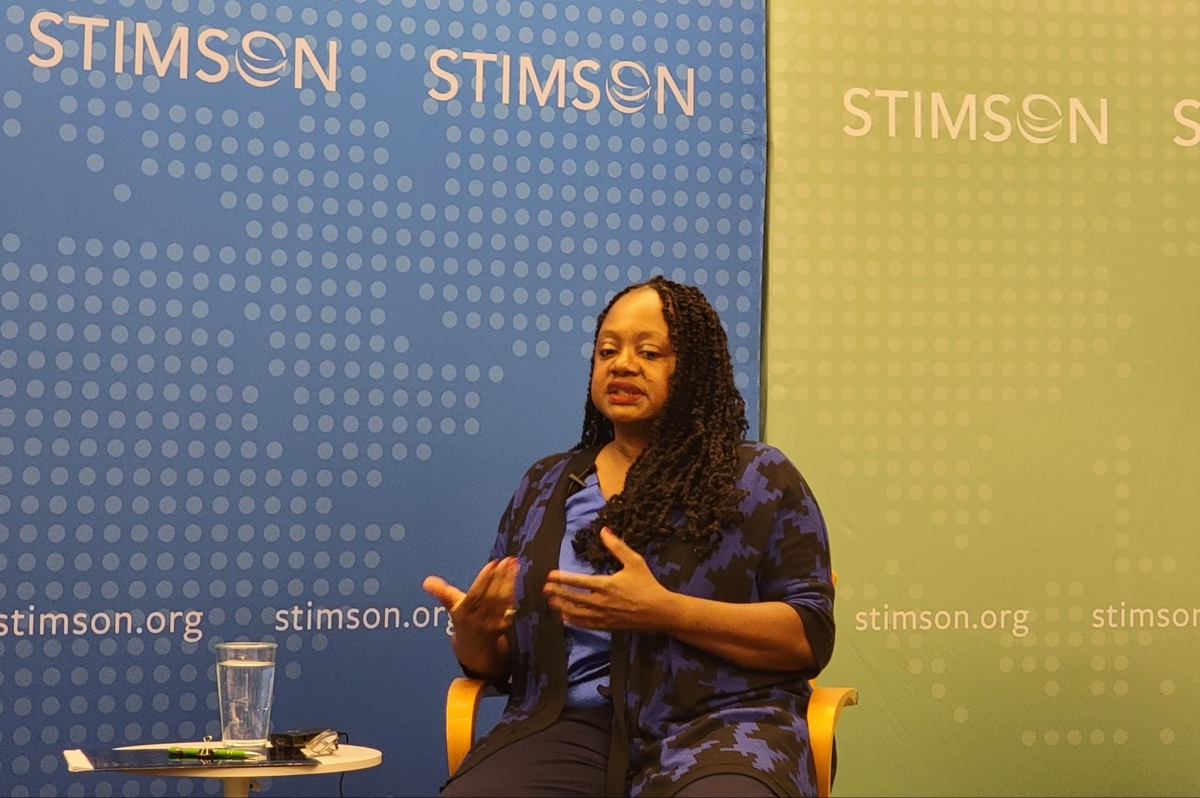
[764,1,1199,795]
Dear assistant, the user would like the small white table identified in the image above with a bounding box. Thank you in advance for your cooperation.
[64,742,382,798]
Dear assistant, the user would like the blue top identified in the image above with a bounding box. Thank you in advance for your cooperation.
[559,471,611,707]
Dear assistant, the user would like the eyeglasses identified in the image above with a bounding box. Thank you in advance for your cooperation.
[301,728,340,757]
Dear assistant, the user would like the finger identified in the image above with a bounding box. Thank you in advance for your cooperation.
[544,582,604,615]
[463,558,521,618]
[557,611,599,630]
[600,527,643,568]
[545,569,607,592]
[422,576,464,611]
[483,558,518,595]
[547,595,603,627]
[493,558,519,609]
[556,599,610,630]
[462,559,504,603]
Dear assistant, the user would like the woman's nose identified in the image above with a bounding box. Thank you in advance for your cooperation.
[610,348,637,373]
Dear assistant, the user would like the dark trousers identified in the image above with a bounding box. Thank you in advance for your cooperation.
[440,706,778,797]
[440,706,611,797]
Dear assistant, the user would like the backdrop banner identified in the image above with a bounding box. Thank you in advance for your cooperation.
[0,0,766,794]
[765,1,1198,795]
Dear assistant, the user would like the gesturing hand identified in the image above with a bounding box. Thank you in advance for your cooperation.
[423,557,520,640]
[543,528,672,632]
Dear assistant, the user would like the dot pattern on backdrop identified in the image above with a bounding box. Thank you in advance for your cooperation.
[765,0,1196,757]
[5,0,765,381]
[0,0,766,793]
[2,0,764,517]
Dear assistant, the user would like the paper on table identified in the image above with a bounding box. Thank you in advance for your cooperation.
[62,747,317,772]
[63,750,94,772]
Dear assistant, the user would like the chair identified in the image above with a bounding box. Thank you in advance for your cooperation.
[807,680,859,797]
[445,576,857,798]
[445,676,502,780]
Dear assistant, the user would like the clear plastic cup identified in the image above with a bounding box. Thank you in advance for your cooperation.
[215,641,277,747]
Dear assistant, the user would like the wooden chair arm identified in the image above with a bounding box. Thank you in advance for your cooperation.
[808,685,859,798]
[446,677,501,776]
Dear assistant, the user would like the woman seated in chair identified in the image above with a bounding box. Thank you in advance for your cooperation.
[423,276,835,797]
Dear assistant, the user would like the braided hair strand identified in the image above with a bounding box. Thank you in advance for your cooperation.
[574,276,749,568]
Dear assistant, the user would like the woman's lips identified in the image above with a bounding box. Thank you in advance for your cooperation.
[606,382,643,404]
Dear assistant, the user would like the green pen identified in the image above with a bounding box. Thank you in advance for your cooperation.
[168,746,261,760]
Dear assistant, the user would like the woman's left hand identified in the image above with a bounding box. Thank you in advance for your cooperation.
[546,529,817,671]
[543,527,671,631]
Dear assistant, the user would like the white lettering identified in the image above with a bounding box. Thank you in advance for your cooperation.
[1069,97,1107,144]
[428,48,460,101]
[27,11,64,69]
[236,31,287,87]
[91,613,111,635]
[606,60,650,114]
[66,15,109,71]
[844,89,1108,146]
[931,92,976,140]
[843,87,871,136]
[114,19,126,73]
[425,49,693,117]
[463,51,497,102]
[1174,99,1200,146]
[520,55,566,107]
[135,22,189,78]
[23,14,334,90]
[572,59,601,111]
[294,37,337,91]
[656,65,693,116]
[983,94,1012,142]
[874,89,908,137]
[1018,94,1062,144]
[196,28,229,83]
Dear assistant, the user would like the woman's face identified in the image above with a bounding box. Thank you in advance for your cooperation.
[590,287,677,440]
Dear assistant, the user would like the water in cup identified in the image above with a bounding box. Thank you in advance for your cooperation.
[215,641,277,747]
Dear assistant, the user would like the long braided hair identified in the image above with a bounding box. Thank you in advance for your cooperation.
[573,276,750,568]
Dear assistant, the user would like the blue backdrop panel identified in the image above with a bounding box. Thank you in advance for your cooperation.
[0,0,765,794]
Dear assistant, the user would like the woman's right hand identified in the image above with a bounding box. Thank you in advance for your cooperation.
[422,557,520,678]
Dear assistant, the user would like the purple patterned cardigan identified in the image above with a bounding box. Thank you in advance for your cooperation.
[449,442,835,797]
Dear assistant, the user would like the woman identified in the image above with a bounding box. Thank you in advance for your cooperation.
[423,276,835,797]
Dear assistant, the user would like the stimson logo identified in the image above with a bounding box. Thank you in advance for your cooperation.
[27,11,338,90]
[843,88,1107,144]
[428,48,695,116]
